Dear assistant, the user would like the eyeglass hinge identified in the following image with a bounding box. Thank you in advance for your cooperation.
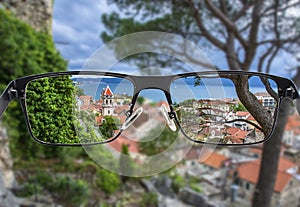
[168,111,176,119]
[8,87,18,101]
[7,84,25,101]
[285,87,296,99]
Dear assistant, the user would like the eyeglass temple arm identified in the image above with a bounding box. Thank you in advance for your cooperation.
[0,81,15,119]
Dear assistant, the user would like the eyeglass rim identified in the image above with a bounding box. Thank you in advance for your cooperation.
[1,70,298,146]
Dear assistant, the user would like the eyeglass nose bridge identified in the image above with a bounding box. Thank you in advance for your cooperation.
[126,75,175,118]
[132,76,173,92]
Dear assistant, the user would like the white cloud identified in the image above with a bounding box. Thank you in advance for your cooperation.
[53,20,79,42]
[53,0,116,69]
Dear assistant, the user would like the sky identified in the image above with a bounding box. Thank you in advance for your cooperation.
[53,0,115,70]
[52,1,298,78]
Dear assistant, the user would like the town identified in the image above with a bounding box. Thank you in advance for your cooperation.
[174,93,275,145]
[77,85,300,206]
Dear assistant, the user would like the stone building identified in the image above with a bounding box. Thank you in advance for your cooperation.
[0,0,52,33]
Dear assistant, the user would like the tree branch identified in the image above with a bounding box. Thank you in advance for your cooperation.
[204,0,248,49]
[226,32,242,70]
[232,2,255,22]
[266,47,280,74]
[257,45,275,73]
[243,0,264,70]
[188,0,226,50]
[220,74,274,136]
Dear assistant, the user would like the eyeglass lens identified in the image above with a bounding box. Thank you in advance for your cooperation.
[25,75,134,144]
[170,74,279,144]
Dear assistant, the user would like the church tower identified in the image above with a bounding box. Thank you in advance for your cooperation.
[102,85,114,116]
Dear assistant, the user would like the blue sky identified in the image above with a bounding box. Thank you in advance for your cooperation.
[53,1,115,70]
[52,1,297,78]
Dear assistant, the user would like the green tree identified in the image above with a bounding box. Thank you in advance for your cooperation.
[99,116,119,138]
[0,9,68,159]
[137,96,145,105]
[234,102,247,112]
[101,2,300,207]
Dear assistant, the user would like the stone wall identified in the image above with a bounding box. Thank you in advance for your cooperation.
[0,0,53,33]
[0,123,15,189]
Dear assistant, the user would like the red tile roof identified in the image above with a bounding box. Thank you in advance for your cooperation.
[226,127,250,141]
[237,160,293,193]
[103,85,113,96]
[200,152,229,169]
[108,135,139,153]
[236,111,250,117]
[277,158,297,172]
[247,115,256,121]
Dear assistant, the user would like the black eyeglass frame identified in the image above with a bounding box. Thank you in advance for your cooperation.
[0,70,299,146]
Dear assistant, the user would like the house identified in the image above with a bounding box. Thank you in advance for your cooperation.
[79,95,93,106]
[200,151,230,186]
[235,157,300,207]
[255,92,276,107]
[283,114,300,149]
[198,99,232,113]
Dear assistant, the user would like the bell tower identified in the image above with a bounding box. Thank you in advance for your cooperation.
[102,85,114,116]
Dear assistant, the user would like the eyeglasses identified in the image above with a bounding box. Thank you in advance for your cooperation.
[0,70,299,146]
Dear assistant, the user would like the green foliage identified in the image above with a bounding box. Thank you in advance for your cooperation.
[138,127,178,156]
[0,9,67,160]
[18,172,89,207]
[26,76,79,144]
[137,96,145,105]
[140,192,158,207]
[170,174,186,193]
[190,183,203,193]
[49,176,90,207]
[234,102,247,112]
[96,168,120,194]
[119,144,134,183]
[18,182,42,197]
[99,116,119,138]
[75,111,106,143]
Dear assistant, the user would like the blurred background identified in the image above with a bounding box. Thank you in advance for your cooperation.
[0,0,300,207]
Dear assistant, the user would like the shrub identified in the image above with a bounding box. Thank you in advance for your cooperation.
[96,168,120,194]
[140,192,158,207]
[0,9,67,160]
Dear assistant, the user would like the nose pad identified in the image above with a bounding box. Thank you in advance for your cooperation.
[121,107,143,130]
[160,104,177,131]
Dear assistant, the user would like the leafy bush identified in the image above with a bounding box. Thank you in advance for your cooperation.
[190,183,203,193]
[0,9,67,160]
[140,192,158,207]
[17,182,43,197]
[96,168,120,194]
[171,174,186,193]
[49,176,90,207]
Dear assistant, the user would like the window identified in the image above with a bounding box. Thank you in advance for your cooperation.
[246,182,250,190]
